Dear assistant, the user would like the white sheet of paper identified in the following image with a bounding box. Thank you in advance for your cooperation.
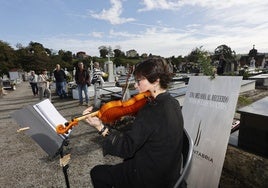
[33,99,70,136]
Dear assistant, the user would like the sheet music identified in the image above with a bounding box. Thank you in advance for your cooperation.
[33,99,70,136]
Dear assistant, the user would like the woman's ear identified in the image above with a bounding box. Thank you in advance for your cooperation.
[154,78,160,85]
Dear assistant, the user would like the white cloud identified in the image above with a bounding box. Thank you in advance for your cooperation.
[90,0,135,25]
[138,0,184,11]
[201,1,268,26]
[139,0,265,11]
[135,0,268,54]
[3,0,268,59]
[109,29,138,38]
[22,0,268,57]
[138,0,268,27]
[91,32,103,38]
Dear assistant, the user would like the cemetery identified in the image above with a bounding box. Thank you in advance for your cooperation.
[1,46,268,187]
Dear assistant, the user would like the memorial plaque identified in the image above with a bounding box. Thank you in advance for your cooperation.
[182,76,242,188]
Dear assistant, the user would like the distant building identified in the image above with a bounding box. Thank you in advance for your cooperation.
[76,51,89,59]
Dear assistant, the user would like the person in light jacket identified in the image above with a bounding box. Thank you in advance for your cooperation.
[29,71,38,96]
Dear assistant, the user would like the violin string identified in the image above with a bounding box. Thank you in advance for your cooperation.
[72,112,90,119]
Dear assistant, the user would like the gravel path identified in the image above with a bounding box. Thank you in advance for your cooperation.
[0,82,121,188]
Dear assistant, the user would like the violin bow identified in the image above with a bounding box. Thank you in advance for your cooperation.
[122,65,134,101]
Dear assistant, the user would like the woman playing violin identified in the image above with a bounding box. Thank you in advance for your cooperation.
[83,57,184,188]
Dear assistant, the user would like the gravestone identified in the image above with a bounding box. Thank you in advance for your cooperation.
[237,96,268,157]
[182,76,242,187]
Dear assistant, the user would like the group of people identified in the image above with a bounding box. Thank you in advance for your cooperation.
[29,62,106,105]
[29,64,67,101]
[29,69,51,101]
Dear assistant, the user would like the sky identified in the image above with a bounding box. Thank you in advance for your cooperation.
[1,0,268,57]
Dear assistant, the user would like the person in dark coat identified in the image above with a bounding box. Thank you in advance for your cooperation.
[75,62,90,106]
[53,64,67,98]
[217,55,227,75]
[83,57,184,188]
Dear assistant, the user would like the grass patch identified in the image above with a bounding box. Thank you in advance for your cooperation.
[237,95,253,107]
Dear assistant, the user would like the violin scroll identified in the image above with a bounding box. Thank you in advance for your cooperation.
[56,119,79,135]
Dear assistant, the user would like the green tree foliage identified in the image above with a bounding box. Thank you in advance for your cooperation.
[214,44,236,63]
[188,47,215,78]
[168,56,185,72]
[0,39,241,79]
[0,40,17,76]
[16,42,52,73]
[56,50,75,70]
[113,57,123,66]
[98,46,108,58]
[58,50,73,63]
[114,49,125,58]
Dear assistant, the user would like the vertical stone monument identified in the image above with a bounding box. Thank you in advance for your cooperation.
[107,60,115,83]
[182,76,242,187]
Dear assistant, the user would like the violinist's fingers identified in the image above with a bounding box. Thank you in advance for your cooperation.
[85,116,101,128]
[83,106,93,115]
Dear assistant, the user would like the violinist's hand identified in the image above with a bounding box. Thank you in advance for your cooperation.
[83,107,103,131]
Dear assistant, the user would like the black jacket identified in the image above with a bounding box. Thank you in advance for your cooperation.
[75,69,90,85]
[103,92,184,188]
[53,69,66,82]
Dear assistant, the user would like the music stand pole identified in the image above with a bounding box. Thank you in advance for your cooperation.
[59,139,70,188]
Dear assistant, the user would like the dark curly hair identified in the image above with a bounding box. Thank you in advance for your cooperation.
[133,57,172,89]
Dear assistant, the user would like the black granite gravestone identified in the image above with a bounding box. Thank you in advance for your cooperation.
[238,96,268,157]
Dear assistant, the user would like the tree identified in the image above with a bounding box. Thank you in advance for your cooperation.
[17,42,52,73]
[113,57,123,66]
[59,50,73,63]
[114,49,125,58]
[98,46,108,58]
[187,47,214,77]
[214,44,237,73]
[214,44,236,63]
[168,55,185,72]
[0,40,17,77]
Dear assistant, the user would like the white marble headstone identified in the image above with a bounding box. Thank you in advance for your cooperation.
[182,76,242,188]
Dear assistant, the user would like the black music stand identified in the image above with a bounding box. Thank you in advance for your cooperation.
[12,99,71,187]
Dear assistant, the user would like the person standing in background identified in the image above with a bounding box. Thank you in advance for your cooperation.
[75,62,90,106]
[53,64,67,99]
[217,54,226,75]
[38,69,51,101]
[91,62,105,86]
[29,71,38,96]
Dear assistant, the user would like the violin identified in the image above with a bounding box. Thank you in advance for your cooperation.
[56,91,151,134]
